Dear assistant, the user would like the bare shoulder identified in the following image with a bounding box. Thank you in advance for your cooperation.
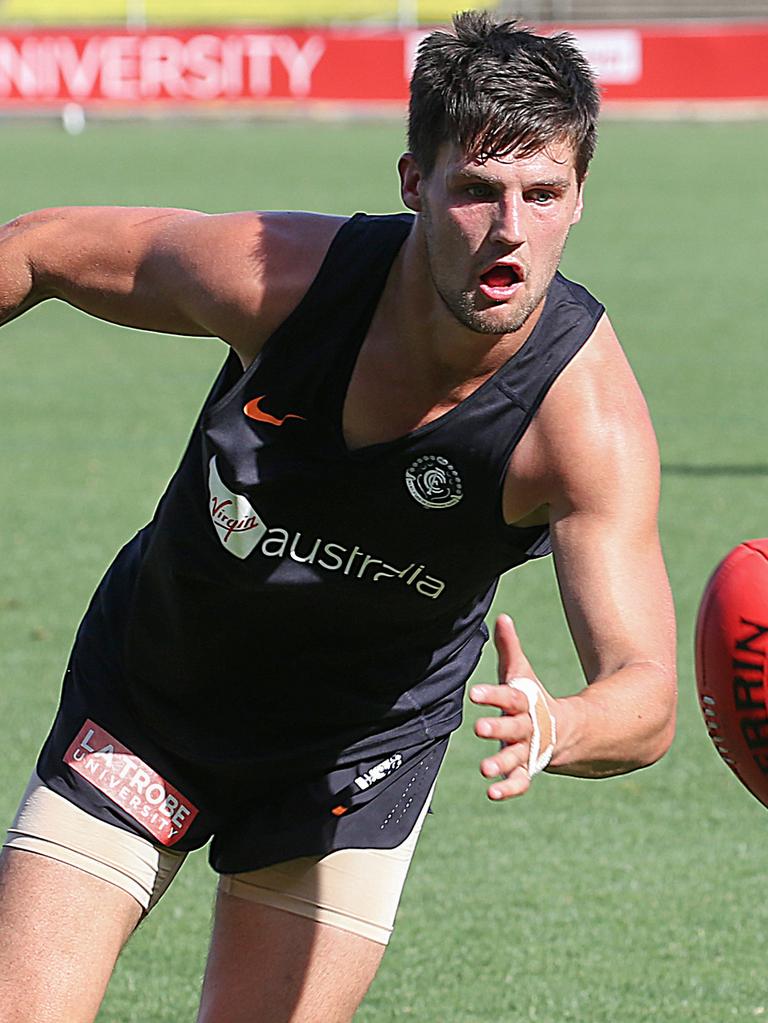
[538,312,657,468]
[506,313,660,521]
[157,209,346,358]
[1,205,346,344]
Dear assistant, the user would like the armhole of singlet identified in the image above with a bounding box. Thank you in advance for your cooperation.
[202,213,364,418]
[495,297,606,545]
[258,212,411,361]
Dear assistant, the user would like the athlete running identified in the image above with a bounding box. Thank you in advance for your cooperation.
[0,12,676,1023]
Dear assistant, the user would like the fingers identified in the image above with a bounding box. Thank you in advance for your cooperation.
[493,614,536,684]
[470,682,530,716]
[472,617,555,801]
[476,702,533,798]
[470,682,534,801]
[476,702,529,747]
[479,739,529,780]
[485,768,531,801]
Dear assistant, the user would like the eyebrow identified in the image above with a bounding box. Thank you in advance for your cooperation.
[449,170,572,190]
[529,177,572,190]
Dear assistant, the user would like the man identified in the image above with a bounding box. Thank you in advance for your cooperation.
[0,12,676,1023]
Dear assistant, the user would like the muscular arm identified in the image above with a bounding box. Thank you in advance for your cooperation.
[545,407,676,777]
[472,315,677,795]
[0,207,343,360]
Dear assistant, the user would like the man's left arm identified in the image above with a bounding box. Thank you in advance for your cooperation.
[471,319,677,799]
[544,499,676,778]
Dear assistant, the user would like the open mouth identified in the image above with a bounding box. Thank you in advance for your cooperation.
[478,261,524,301]
[480,264,522,287]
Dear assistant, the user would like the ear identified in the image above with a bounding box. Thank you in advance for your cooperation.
[398,152,425,213]
[571,174,587,225]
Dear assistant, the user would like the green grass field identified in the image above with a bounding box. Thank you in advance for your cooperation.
[1,117,767,1022]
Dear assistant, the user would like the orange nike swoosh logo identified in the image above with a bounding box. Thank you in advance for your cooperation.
[243,395,306,427]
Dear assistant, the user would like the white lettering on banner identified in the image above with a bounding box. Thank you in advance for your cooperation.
[221,37,245,95]
[185,35,225,100]
[141,36,185,98]
[241,35,326,96]
[0,39,37,96]
[55,36,102,96]
[272,35,325,96]
[243,36,273,95]
[29,39,59,95]
[100,37,140,100]
[0,33,327,101]
[570,30,642,85]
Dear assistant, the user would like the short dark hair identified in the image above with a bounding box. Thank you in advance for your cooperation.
[408,11,600,183]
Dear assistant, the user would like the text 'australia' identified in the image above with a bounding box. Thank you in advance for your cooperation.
[208,456,445,598]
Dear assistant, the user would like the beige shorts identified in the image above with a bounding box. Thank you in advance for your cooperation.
[3,774,433,945]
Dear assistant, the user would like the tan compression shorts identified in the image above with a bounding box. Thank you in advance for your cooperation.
[3,773,433,944]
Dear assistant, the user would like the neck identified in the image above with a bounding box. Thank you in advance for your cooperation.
[386,224,545,387]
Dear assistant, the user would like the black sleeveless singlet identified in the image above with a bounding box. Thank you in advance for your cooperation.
[61,213,604,773]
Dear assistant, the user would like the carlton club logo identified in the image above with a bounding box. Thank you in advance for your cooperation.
[405,455,464,510]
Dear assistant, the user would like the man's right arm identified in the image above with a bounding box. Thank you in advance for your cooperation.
[0,207,344,360]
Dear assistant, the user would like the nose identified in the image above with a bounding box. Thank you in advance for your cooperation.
[491,194,525,247]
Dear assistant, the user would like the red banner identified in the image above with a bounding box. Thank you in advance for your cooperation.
[0,23,765,109]
[579,22,768,102]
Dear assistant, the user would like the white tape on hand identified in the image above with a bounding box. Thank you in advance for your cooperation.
[506,676,556,777]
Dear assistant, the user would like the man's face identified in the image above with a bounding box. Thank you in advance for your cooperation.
[400,140,585,336]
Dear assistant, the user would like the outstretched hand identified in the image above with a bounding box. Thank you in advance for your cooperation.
[469,614,556,800]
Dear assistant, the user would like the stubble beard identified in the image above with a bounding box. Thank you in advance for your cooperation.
[432,277,545,335]
[422,214,567,337]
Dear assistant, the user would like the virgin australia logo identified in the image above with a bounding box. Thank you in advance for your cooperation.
[208,457,266,559]
[206,456,446,598]
[405,455,463,509]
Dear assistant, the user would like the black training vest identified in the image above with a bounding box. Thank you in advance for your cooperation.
[70,213,604,769]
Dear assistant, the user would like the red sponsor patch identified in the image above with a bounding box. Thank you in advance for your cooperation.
[64,720,198,846]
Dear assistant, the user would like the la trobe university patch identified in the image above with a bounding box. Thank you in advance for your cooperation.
[405,455,463,510]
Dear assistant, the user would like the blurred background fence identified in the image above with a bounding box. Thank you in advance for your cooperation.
[0,0,460,26]
[1,0,767,24]
[0,1,765,113]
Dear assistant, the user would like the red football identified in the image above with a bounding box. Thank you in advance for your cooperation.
[695,539,768,808]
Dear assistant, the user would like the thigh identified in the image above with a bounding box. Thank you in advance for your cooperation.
[0,847,141,1023]
[197,895,385,1023]
[0,774,186,1023]
[197,794,433,1023]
